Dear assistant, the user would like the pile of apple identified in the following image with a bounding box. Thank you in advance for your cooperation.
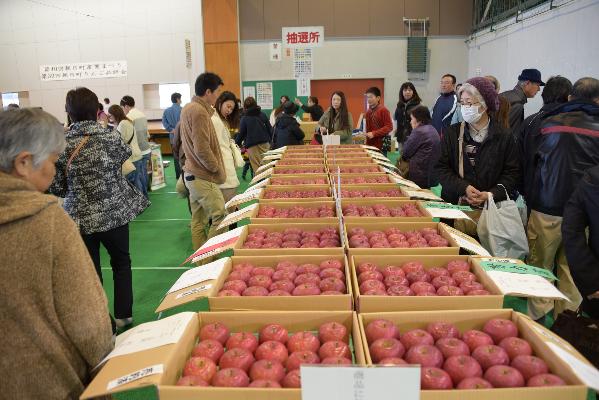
[364,318,566,389]
[263,189,329,199]
[277,159,324,165]
[274,167,324,174]
[348,227,449,249]
[256,204,335,219]
[343,203,423,218]
[329,159,373,165]
[218,259,347,297]
[340,176,391,184]
[177,321,354,387]
[242,227,341,249]
[355,259,490,296]
[270,177,328,185]
[339,188,403,198]
[335,166,381,173]
[282,154,324,159]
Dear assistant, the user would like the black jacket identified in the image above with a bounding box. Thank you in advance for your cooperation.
[273,114,305,149]
[562,166,599,319]
[394,99,420,143]
[236,106,272,149]
[500,84,527,138]
[529,100,599,216]
[301,104,324,122]
[436,119,520,204]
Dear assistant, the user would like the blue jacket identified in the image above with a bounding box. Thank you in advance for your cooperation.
[402,124,441,188]
[432,92,458,135]
[162,103,181,133]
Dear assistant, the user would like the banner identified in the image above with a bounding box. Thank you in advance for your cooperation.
[40,61,127,81]
[150,144,166,191]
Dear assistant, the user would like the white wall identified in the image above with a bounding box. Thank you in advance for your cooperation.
[240,37,469,110]
[467,0,599,117]
[0,0,205,121]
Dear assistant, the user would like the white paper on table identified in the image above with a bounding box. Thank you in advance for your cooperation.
[366,150,389,161]
[381,167,402,178]
[217,204,258,230]
[106,364,164,390]
[175,284,213,299]
[190,226,245,263]
[256,161,277,173]
[361,145,380,151]
[441,224,491,256]
[263,154,283,161]
[264,146,286,154]
[546,342,599,392]
[389,176,421,189]
[250,169,273,184]
[425,207,471,220]
[485,271,569,300]
[248,178,270,190]
[224,188,263,209]
[167,258,229,294]
[404,189,442,201]
[194,226,245,253]
[301,365,420,400]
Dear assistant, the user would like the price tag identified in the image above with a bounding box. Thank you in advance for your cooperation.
[263,154,283,161]
[546,342,599,392]
[441,223,491,256]
[373,159,398,170]
[389,176,421,189]
[175,284,213,299]
[484,271,568,300]
[361,145,380,151]
[423,202,471,219]
[167,258,228,293]
[424,202,472,211]
[217,204,257,230]
[479,260,558,280]
[250,169,273,184]
[107,364,164,390]
[256,161,277,174]
[264,146,286,154]
[224,188,263,209]
[403,189,443,201]
[248,177,270,190]
[366,151,389,161]
[182,226,245,264]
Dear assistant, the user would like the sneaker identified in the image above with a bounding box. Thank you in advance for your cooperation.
[115,317,133,328]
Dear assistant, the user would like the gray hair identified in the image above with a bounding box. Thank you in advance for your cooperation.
[518,80,529,87]
[458,83,487,109]
[0,108,66,172]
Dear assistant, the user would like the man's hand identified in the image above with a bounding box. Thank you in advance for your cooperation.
[365,131,374,139]
[319,126,327,134]
[294,98,302,106]
[465,185,481,200]
[588,291,599,300]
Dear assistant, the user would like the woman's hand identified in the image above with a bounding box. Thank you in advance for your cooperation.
[319,126,327,134]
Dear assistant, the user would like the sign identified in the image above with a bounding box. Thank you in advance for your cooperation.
[441,223,491,256]
[389,176,420,189]
[293,48,313,78]
[251,169,274,184]
[424,202,472,211]
[269,42,282,61]
[546,343,599,392]
[217,204,258,230]
[297,77,311,96]
[264,146,287,154]
[189,226,246,263]
[224,188,263,209]
[242,86,256,100]
[480,260,558,280]
[282,26,324,48]
[40,60,127,81]
[167,258,229,294]
[485,271,568,300]
[175,284,213,299]
[256,161,277,174]
[256,82,273,109]
[107,364,163,391]
[423,202,471,219]
[263,153,283,161]
[150,144,166,191]
[361,145,380,150]
[248,178,270,191]
[403,189,443,201]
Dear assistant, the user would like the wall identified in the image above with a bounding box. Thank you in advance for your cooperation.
[0,0,205,121]
[467,0,599,117]
[240,37,469,111]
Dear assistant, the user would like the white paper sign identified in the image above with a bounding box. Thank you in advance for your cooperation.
[269,42,282,61]
[264,146,287,154]
[40,60,127,81]
[404,189,443,201]
[263,154,283,161]
[297,77,311,96]
[256,161,278,173]
[217,204,258,230]
[389,176,421,189]
[225,188,263,209]
[167,258,229,294]
[191,226,246,263]
[546,342,599,392]
[424,207,470,220]
[250,169,273,184]
[175,284,213,299]
[283,26,323,48]
[361,145,380,150]
[256,82,273,110]
[373,159,398,170]
[442,223,492,256]
[243,86,256,100]
[248,178,270,192]
[293,48,313,78]
[107,364,164,390]
[301,366,420,400]
[485,271,569,300]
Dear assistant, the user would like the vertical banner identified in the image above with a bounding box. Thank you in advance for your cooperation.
[297,77,311,96]
[256,82,273,110]
[269,42,282,61]
[150,144,166,191]
[293,48,313,78]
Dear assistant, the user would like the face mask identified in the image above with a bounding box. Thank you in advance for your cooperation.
[461,105,483,124]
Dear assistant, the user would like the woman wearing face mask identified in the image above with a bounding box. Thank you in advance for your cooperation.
[400,106,440,188]
[317,91,354,144]
[213,91,241,202]
[394,82,421,152]
[436,77,520,235]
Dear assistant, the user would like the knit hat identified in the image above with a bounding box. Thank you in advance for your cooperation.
[464,77,500,112]
[283,101,299,115]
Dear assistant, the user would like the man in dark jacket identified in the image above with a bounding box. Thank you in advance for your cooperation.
[526,77,599,322]
[236,97,272,173]
[562,165,599,319]
[272,102,305,148]
[500,68,544,138]
[431,74,459,135]
[294,96,324,122]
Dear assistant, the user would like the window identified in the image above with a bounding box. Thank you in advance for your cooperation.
[158,83,191,109]
[2,92,19,109]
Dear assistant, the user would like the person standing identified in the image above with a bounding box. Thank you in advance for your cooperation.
[108,105,144,194]
[236,96,272,174]
[431,74,459,135]
[294,96,324,122]
[121,95,151,197]
[162,92,183,179]
[272,102,305,148]
[401,106,440,189]
[270,95,290,126]
[500,68,544,137]
[394,82,422,152]
[180,72,227,250]
[364,86,393,153]
[213,91,241,203]
[317,91,353,145]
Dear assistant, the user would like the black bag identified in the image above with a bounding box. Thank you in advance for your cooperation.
[550,310,599,368]
[381,135,391,152]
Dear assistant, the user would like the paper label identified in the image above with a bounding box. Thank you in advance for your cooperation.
[301,365,420,400]
[373,159,398,169]
[425,207,471,220]
[424,202,473,211]
[389,176,421,189]
[264,146,286,154]
[263,154,283,161]
[480,260,558,280]
[248,178,270,190]
[188,226,245,263]
[404,189,443,201]
[107,364,164,390]
[361,145,380,150]
[167,258,228,294]
[256,161,277,174]
[366,150,389,161]
[217,204,257,230]
[224,188,263,209]
[546,342,599,391]
[530,325,576,353]
[485,271,568,300]
[441,223,491,256]
[250,169,273,184]
[175,284,213,299]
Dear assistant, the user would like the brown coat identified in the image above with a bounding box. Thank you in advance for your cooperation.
[180,96,226,184]
[0,173,113,399]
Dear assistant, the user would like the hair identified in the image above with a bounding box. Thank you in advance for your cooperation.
[496,97,511,128]
[409,105,432,125]
[7,103,20,110]
[365,87,381,97]
[98,102,104,111]
[215,91,241,129]
[0,108,66,172]
[66,87,100,122]
[195,72,223,96]
[541,76,572,105]
[103,97,110,104]
[518,80,529,87]
[571,77,599,102]
[442,74,457,84]
[484,75,500,92]
[280,95,290,104]
[397,82,422,108]
[308,96,318,105]
[329,91,350,130]
[274,95,290,117]
[458,83,487,109]
[120,95,135,107]
[244,96,257,109]
[171,92,182,104]
[108,104,131,125]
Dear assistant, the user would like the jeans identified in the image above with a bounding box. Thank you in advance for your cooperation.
[185,174,226,250]
[136,152,151,197]
[126,168,144,194]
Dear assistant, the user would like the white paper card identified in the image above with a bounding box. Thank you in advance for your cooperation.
[265,146,287,154]
[175,284,213,299]
[191,226,246,263]
[301,366,420,400]
[546,342,599,391]
[297,77,310,96]
[167,258,228,294]
[225,188,263,209]
[263,154,283,161]
[248,178,270,190]
[485,271,569,300]
[361,145,380,150]
[243,86,256,100]
[404,189,443,201]
[373,159,398,169]
[107,364,164,390]
[256,161,277,173]
[389,176,421,189]
[217,204,258,230]
[250,169,274,184]
[442,224,492,256]
[425,207,471,220]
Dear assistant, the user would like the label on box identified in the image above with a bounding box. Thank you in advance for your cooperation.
[480,260,558,280]
[250,169,273,184]
[264,146,286,154]
[107,364,164,391]
[301,365,420,400]
[441,223,491,256]
[263,154,283,161]
[530,325,576,353]
[424,202,473,211]
[403,189,443,201]
[256,161,278,174]
[366,151,389,161]
[188,226,245,263]
[224,188,263,209]
[546,342,599,392]
[248,178,270,190]
[389,176,421,189]
[485,271,568,300]
[373,159,398,170]
[361,145,380,151]
[217,204,258,230]
[175,284,213,299]
[423,202,471,219]
[167,258,228,294]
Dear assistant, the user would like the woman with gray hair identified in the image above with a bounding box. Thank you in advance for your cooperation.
[436,77,520,235]
[0,108,113,399]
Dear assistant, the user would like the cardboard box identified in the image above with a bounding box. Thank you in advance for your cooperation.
[328,164,387,174]
[280,153,325,159]
[259,185,333,203]
[82,311,366,400]
[273,165,328,175]
[333,183,407,198]
[327,158,375,166]
[341,199,433,223]
[277,159,326,166]
[358,309,589,400]
[249,201,338,224]
[350,255,504,312]
[267,174,330,186]
[344,221,461,256]
[335,173,396,185]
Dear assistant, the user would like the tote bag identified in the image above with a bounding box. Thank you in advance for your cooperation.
[230,140,244,168]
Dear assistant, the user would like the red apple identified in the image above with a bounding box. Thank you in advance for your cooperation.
[421,367,454,390]
[287,331,320,353]
[443,355,483,385]
[446,260,470,274]
[457,377,494,389]
[365,319,400,343]
[282,369,302,388]
[249,379,282,388]
[431,275,457,289]
[360,279,386,293]
[217,289,241,297]
[467,289,490,295]
[483,318,519,344]
[212,367,250,387]
[269,279,295,293]
[296,263,320,275]
[226,332,259,354]
[527,373,566,387]
[295,273,321,286]
[452,271,477,285]
[437,285,465,296]
[358,270,384,284]
[459,281,484,294]
[363,288,388,295]
[249,359,285,383]
[436,338,470,358]
[255,340,289,365]
[321,356,352,365]
[369,338,405,363]
[378,357,407,365]
[320,340,352,360]
[406,344,444,368]
[319,322,348,343]
[176,375,209,386]
[183,356,217,382]
[242,286,269,296]
[199,322,230,345]
[320,277,346,293]
[472,345,510,370]
[484,365,525,388]
[511,355,549,380]
[462,330,495,352]
[222,279,248,294]
[427,322,460,341]
[292,283,321,296]
[251,267,275,277]
[387,284,414,296]
[381,265,405,278]
[286,350,320,371]
[219,348,255,372]
[499,337,533,361]
[401,261,425,275]
[260,324,288,344]
[384,275,410,288]
[227,271,251,282]
[428,267,450,279]
[268,290,292,296]
[192,339,224,363]
[272,269,297,282]
[320,259,344,270]
[401,329,435,350]
[409,282,437,295]
[357,262,379,274]
[320,268,344,280]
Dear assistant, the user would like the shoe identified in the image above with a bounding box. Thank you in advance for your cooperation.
[115,317,133,328]
[242,175,247,180]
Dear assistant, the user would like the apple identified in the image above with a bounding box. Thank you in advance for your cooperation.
[406,270,431,283]
[183,356,217,382]
[320,259,344,270]
[467,289,490,295]
[321,356,352,365]
[251,267,275,277]
[527,373,566,387]
[320,277,346,293]
[410,282,437,295]
[268,290,291,296]
[176,375,209,386]
[292,283,321,296]
[320,340,352,360]
[296,263,321,275]
[294,273,321,286]
[443,355,483,385]
[484,365,525,388]
[401,329,435,350]
[378,357,407,365]
[406,344,444,368]
[427,322,460,341]
[456,377,494,389]
[369,338,405,363]
[401,261,425,275]
[483,319,519,344]
[286,350,320,371]
[462,330,495,352]
[365,319,400,343]
[226,332,259,354]
[452,271,477,285]
[387,285,414,296]
[272,269,297,282]
[255,340,289,365]
[381,265,405,278]
[192,339,225,363]
[421,367,454,390]
[222,280,248,294]
[360,279,386,293]
[446,260,471,274]
[472,345,510,370]
[269,279,295,293]
[199,322,230,345]
[431,276,457,289]
[320,268,345,280]
[212,367,250,387]
[219,347,256,372]
[282,369,302,388]
[287,331,321,353]
[242,286,269,296]
[249,359,286,383]
[319,322,348,343]
[436,338,470,358]
[437,285,465,296]
[249,379,282,388]
[384,275,409,288]
[459,281,484,294]
[358,270,384,284]
[511,355,549,380]
[499,337,533,361]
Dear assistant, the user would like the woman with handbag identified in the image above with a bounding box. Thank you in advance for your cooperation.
[213,91,242,202]
[317,91,353,145]
[49,87,150,329]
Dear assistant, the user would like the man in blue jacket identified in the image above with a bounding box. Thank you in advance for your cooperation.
[163,92,182,178]
[431,74,458,136]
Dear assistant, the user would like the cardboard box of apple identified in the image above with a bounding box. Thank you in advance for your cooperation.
[334,165,382,173]
[277,159,325,165]
[269,176,329,185]
[273,166,325,174]
[261,187,331,200]
[241,227,340,250]
[254,203,336,219]
[338,174,393,184]
[338,187,404,198]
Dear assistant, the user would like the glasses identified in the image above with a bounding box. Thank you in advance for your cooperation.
[459,101,481,106]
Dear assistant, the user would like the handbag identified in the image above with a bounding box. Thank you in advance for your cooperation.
[65,136,90,176]
[551,310,599,368]
[398,158,410,178]
[230,140,244,168]
[382,134,392,152]
[119,127,138,176]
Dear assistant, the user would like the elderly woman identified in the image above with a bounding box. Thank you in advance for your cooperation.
[436,77,520,235]
[49,87,150,328]
[0,108,113,399]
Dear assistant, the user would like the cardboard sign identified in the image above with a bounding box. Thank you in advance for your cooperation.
[403,189,443,202]
[441,223,491,256]
[361,145,380,151]
[424,202,473,211]
[389,176,421,189]
[484,271,568,300]
[263,154,283,161]
[256,161,277,174]
[217,204,258,230]
[175,284,213,299]
[546,342,599,392]
[167,258,228,294]
[250,169,273,184]
[224,188,263,209]
[107,364,164,390]
[189,226,245,263]
[248,178,270,190]
[480,260,558,281]
[373,159,398,170]
[423,202,472,219]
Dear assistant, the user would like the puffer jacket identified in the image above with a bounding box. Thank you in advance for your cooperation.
[236,106,272,149]
[402,124,441,188]
[273,113,305,148]
[394,99,420,143]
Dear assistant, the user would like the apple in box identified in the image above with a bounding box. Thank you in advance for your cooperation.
[176,375,210,386]
[365,319,400,343]
[443,355,483,385]
[183,356,217,382]
[288,331,321,353]
[483,318,519,343]
[286,350,320,371]
[511,355,549,380]
[472,345,510,370]
[484,365,525,388]
[255,340,289,365]
[427,322,460,341]
[260,324,288,344]
[457,377,494,389]
[226,332,259,354]
[219,348,255,372]
[319,340,352,360]
[282,369,302,388]
[191,339,224,363]
[249,379,281,387]
[199,322,230,345]
[249,359,286,383]
[462,329,495,352]
[436,338,470,358]
[421,367,454,390]
[527,373,566,387]
[369,338,405,363]
[212,367,250,387]
[400,329,435,350]
[406,344,444,368]
[499,337,533,361]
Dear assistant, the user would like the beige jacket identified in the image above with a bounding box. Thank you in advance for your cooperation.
[212,112,240,190]
[116,119,142,162]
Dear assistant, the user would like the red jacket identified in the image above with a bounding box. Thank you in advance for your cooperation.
[365,104,393,149]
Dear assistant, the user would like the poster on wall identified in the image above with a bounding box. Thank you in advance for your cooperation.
[282,26,324,48]
[150,144,166,191]
[297,77,310,96]
[39,61,127,81]
[243,86,256,100]
[256,82,273,110]
[269,42,282,62]
[293,48,313,78]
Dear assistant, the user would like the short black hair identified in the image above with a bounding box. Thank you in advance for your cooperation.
[120,95,135,107]
[98,102,104,111]
[309,96,318,105]
[103,97,110,104]
[365,87,381,97]
[66,87,99,122]
[171,92,182,103]
[410,105,432,125]
[442,74,457,84]
[541,76,572,105]
[195,72,223,96]
[244,96,257,109]
[571,77,599,102]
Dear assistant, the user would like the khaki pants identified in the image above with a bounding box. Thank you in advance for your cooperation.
[220,187,238,204]
[526,210,583,320]
[248,143,271,173]
[453,209,483,238]
[185,175,227,250]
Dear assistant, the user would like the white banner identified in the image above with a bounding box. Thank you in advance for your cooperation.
[40,60,127,81]
[150,144,166,191]
[282,26,324,48]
